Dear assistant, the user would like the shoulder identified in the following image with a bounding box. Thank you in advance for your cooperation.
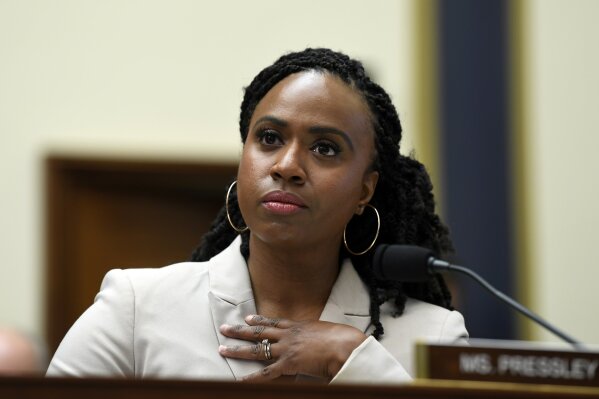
[117,261,209,288]
[90,262,210,316]
[373,298,467,376]
[101,236,246,303]
[379,297,468,343]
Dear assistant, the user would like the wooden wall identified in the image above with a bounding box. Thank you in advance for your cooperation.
[45,157,237,352]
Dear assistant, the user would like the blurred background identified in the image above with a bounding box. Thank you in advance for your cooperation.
[1,0,598,369]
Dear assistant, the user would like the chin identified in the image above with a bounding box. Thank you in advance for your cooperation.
[252,225,309,247]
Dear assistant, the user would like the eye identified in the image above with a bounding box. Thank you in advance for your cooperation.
[257,129,282,146]
[311,141,340,157]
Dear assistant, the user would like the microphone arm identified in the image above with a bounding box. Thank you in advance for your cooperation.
[430,258,583,348]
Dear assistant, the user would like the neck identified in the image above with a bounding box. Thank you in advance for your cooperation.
[247,235,341,321]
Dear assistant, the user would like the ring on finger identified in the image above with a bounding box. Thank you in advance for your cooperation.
[261,338,272,360]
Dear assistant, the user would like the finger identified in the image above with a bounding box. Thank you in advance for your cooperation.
[240,364,284,382]
[218,343,265,360]
[219,340,280,361]
[219,324,283,341]
[244,314,293,329]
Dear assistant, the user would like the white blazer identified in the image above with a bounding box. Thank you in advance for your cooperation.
[47,236,467,384]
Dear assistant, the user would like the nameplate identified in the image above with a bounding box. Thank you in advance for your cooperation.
[416,339,599,387]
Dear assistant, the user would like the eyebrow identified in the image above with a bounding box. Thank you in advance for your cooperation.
[254,115,288,127]
[253,115,354,151]
[308,126,354,151]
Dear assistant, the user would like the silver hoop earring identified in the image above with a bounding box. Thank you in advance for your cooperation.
[226,181,248,233]
[343,204,380,256]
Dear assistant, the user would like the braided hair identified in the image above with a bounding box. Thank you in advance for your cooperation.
[191,48,453,339]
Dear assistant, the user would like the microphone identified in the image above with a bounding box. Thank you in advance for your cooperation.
[373,244,582,347]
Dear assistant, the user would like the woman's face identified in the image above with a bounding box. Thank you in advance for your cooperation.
[237,71,379,250]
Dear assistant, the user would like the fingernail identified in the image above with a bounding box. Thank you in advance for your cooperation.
[218,345,227,354]
[220,324,230,332]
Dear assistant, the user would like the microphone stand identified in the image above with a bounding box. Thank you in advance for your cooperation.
[430,258,583,349]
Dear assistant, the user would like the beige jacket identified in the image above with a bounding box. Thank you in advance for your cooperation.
[47,236,467,383]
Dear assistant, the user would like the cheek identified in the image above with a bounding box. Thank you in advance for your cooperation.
[236,147,268,210]
[318,169,365,215]
[238,146,269,182]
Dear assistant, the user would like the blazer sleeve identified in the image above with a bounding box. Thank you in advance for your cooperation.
[46,269,135,377]
[330,309,468,384]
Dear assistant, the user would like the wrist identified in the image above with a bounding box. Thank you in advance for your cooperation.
[327,327,368,377]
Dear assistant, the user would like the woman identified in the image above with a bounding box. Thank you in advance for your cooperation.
[47,48,467,383]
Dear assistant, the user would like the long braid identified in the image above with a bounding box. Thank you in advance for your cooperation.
[191,48,454,339]
[190,184,249,261]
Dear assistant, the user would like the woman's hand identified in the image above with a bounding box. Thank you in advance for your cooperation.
[218,314,367,382]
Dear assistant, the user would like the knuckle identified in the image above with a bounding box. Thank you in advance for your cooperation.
[286,357,298,370]
[286,350,299,366]
[290,326,302,335]
[252,325,265,335]
[270,318,281,327]
[250,344,260,355]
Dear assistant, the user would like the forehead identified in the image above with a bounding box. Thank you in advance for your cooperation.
[251,71,373,135]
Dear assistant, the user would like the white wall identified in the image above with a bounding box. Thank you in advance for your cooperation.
[0,1,416,340]
[6,0,595,349]
[524,0,599,343]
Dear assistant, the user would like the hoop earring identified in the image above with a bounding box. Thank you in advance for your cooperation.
[226,181,248,233]
[343,204,380,256]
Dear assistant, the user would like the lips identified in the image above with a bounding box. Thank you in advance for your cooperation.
[262,191,307,214]
[262,191,306,206]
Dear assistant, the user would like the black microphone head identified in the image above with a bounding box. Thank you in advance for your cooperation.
[373,244,435,282]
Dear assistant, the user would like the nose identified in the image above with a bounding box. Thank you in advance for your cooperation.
[270,141,306,185]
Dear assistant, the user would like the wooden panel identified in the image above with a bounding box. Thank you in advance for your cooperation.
[417,340,599,388]
[45,157,237,353]
[1,376,598,399]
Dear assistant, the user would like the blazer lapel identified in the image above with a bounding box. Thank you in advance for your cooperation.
[319,258,372,333]
[207,237,264,380]
[297,260,371,383]
[207,240,372,380]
